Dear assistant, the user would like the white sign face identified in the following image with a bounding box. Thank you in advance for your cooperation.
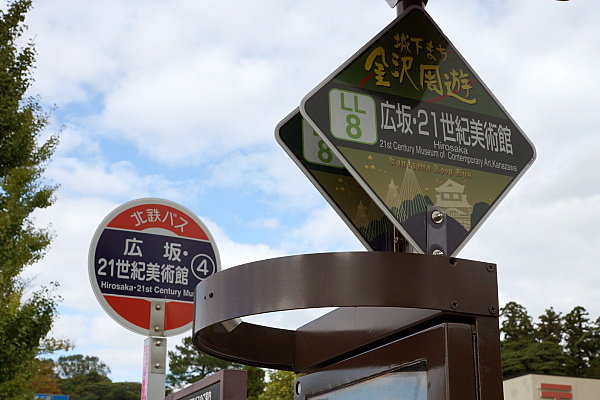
[88,198,220,336]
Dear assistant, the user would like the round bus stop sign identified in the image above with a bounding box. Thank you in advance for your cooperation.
[88,198,220,336]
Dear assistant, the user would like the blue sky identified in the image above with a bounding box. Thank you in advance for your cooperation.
[18,0,600,383]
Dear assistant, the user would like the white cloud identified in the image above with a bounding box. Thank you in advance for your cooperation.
[48,313,144,382]
[199,218,286,270]
[201,147,324,212]
[28,0,394,166]
[99,52,283,165]
[461,188,600,319]
[249,218,280,229]
[285,206,364,254]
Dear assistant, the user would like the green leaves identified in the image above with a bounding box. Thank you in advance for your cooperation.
[167,336,233,389]
[0,0,60,398]
[258,370,296,400]
[56,355,112,380]
[166,336,266,397]
[0,285,60,399]
[500,302,600,379]
[56,370,142,400]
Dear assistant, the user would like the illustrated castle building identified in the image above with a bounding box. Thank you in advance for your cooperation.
[434,179,472,230]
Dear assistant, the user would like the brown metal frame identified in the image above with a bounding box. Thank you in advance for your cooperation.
[295,322,478,400]
[295,312,503,400]
[193,252,499,369]
[164,369,247,400]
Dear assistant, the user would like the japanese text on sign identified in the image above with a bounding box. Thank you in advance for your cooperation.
[95,229,215,301]
[379,100,513,155]
[365,32,476,104]
[131,208,189,232]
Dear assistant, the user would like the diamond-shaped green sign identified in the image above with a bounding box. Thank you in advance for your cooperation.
[300,6,536,256]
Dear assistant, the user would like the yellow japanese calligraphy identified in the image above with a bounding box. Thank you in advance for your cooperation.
[444,69,476,104]
[365,47,391,87]
[420,65,443,96]
[362,32,476,105]
[391,55,419,91]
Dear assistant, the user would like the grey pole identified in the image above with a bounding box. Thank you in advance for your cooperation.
[142,299,167,400]
[384,0,429,253]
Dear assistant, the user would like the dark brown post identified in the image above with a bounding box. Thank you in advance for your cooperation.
[164,369,247,400]
[397,0,428,15]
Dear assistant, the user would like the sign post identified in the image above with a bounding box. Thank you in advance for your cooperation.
[276,109,403,251]
[89,198,220,400]
[164,369,247,400]
[300,6,535,256]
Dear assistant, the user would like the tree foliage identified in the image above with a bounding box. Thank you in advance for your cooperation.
[258,370,296,400]
[0,0,60,398]
[56,371,141,400]
[500,302,600,379]
[55,355,111,380]
[562,306,600,377]
[167,336,266,397]
[30,353,140,400]
[31,337,74,394]
[500,301,534,343]
[535,307,563,344]
[167,336,233,389]
[245,365,266,400]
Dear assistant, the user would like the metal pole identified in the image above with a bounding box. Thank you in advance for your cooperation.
[141,300,167,400]
[396,0,427,16]
[382,0,430,253]
[142,337,167,400]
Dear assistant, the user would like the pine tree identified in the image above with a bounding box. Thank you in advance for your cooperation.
[563,306,595,377]
[167,336,233,390]
[500,303,600,379]
[167,336,266,395]
[535,307,563,344]
[500,301,534,343]
[589,316,600,378]
[501,303,569,378]
[0,1,61,398]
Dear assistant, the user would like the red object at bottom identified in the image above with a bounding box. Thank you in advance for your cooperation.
[540,383,573,400]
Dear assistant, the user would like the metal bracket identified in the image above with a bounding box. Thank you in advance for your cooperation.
[147,337,167,374]
[387,0,428,15]
[150,299,166,337]
[143,336,167,400]
[393,227,403,252]
[426,205,448,256]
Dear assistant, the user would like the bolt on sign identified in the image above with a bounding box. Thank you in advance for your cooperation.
[88,198,220,336]
[276,109,396,251]
[300,6,536,256]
